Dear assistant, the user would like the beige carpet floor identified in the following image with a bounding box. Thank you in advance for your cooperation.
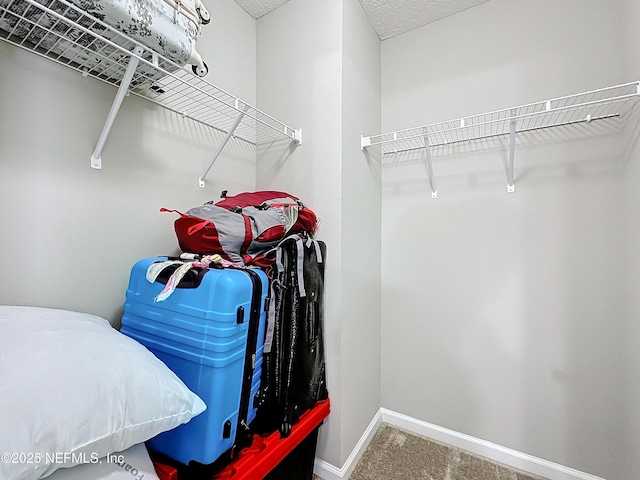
[314,423,549,480]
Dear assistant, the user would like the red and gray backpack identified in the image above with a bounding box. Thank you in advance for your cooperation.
[162,190,319,267]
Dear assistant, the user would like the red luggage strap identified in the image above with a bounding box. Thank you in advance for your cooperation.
[160,208,212,235]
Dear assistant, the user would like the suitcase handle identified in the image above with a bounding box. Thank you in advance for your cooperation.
[154,263,209,289]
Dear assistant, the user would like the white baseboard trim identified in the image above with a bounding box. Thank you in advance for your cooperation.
[313,409,383,480]
[314,408,606,480]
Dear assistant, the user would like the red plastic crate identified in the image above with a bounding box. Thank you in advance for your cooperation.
[153,461,179,480]
[152,399,330,480]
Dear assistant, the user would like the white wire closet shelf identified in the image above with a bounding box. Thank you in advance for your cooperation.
[361,81,640,197]
[0,0,302,187]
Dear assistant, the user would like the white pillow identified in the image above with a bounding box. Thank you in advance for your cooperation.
[44,444,160,480]
[0,306,206,480]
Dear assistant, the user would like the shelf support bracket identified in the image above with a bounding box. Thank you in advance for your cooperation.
[91,46,144,169]
[422,127,437,198]
[199,105,250,188]
[507,109,517,193]
[293,129,303,145]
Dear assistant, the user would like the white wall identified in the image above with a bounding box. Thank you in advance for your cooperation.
[256,0,344,466]
[340,0,382,471]
[256,0,382,468]
[0,0,382,472]
[3,0,637,477]
[381,1,628,478]
[0,0,257,325]
[621,1,640,478]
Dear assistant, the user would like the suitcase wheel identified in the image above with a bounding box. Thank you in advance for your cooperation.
[197,7,211,24]
[280,420,292,438]
[192,61,209,77]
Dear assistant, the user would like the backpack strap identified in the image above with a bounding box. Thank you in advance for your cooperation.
[280,233,323,298]
[263,233,323,353]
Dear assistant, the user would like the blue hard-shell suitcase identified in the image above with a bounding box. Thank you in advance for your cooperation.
[120,257,268,467]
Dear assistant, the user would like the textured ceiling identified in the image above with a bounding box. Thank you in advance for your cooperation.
[233,0,490,39]
[359,0,491,40]
[233,0,290,20]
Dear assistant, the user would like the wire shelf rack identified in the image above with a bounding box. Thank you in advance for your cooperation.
[362,82,640,154]
[0,0,301,183]
[361,81,640,197]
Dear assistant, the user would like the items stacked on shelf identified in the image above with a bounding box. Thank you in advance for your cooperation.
[361,81,640,196]
[0,0,301,184]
